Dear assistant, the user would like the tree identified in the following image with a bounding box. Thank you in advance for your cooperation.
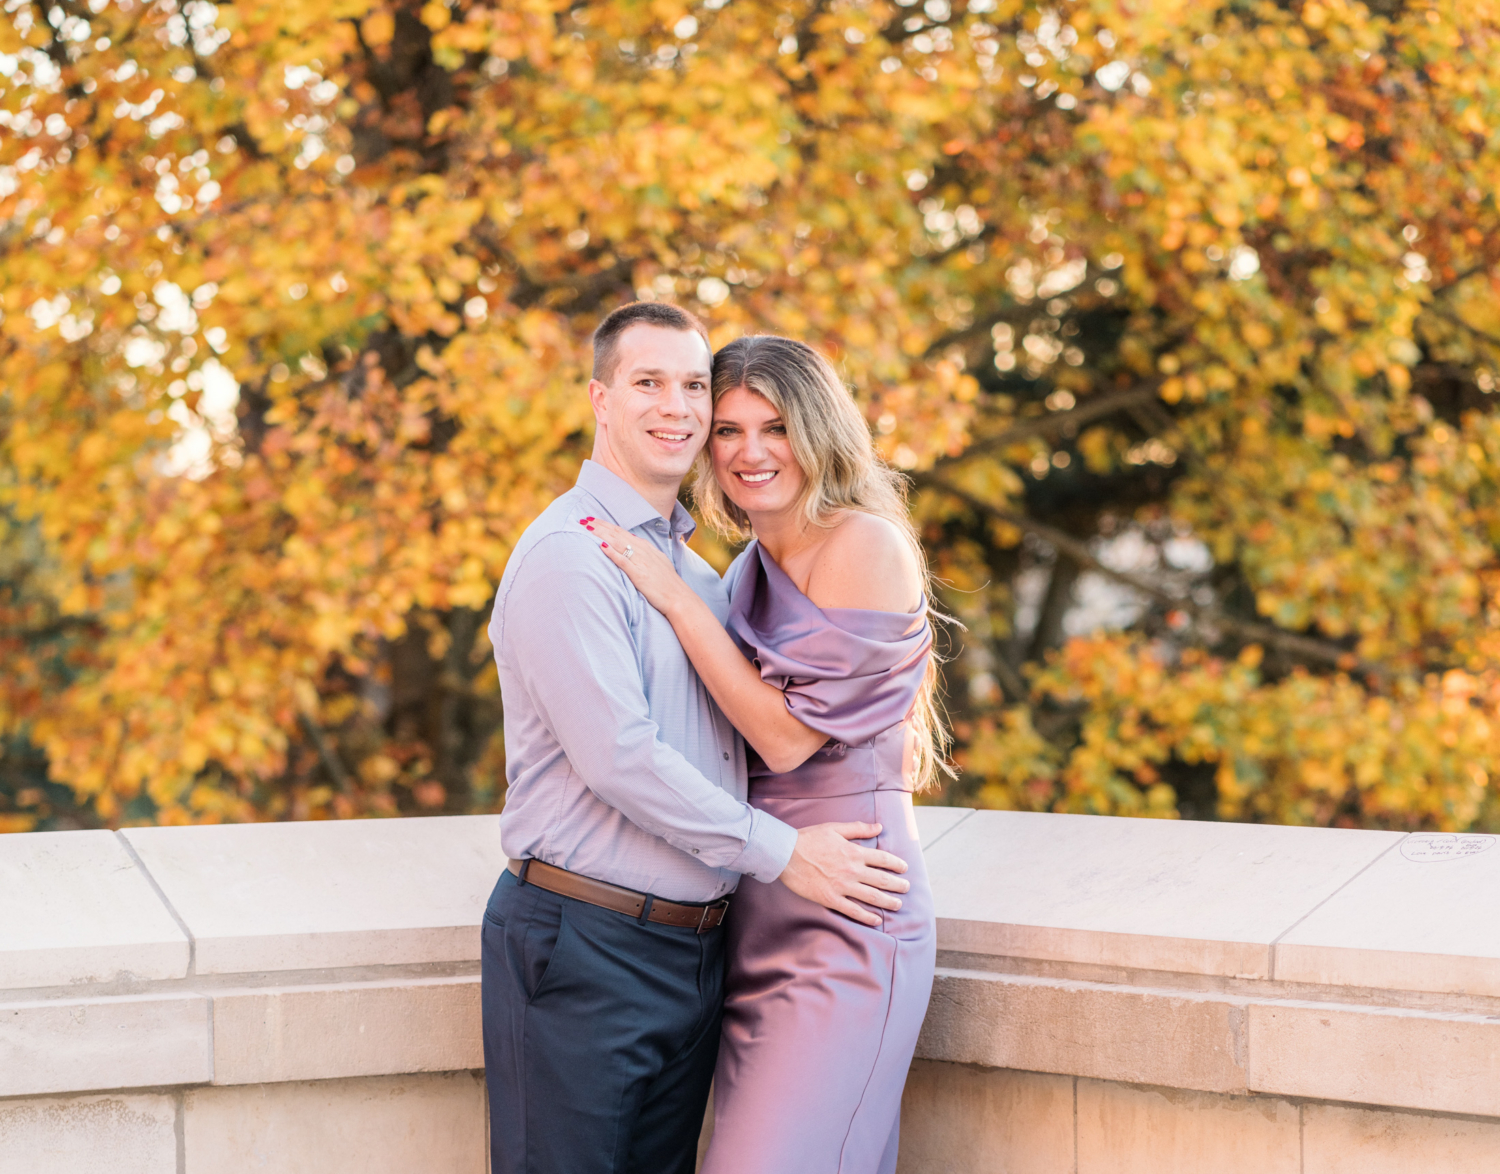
[2,0,1498,833]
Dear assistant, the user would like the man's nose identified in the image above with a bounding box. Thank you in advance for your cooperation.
[658,381,693,418]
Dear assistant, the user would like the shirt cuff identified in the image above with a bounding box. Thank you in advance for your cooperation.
[730,809,799,883]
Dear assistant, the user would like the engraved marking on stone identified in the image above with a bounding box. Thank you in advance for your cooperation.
[1400,834,1496,863]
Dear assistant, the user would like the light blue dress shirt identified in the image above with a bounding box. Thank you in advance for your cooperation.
[488,460,798,903]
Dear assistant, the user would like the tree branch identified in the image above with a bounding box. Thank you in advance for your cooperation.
[1428,302,1500,352]
[298,712,353,793]
[931,381,1163,471]
[914,472,1387,679]
[1429,263,1492,299]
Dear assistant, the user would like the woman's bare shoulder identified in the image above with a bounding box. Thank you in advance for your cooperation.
[805,512,922,613]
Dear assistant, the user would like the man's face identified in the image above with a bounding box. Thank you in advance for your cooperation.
[589,323,714,494]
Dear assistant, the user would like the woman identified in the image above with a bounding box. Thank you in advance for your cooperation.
[584,335,944,1174]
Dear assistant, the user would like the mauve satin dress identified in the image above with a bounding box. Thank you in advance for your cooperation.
[702,541,937,1174]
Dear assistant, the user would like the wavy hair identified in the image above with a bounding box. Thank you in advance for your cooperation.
[692,334,953,789]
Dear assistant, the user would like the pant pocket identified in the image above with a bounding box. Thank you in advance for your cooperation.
[520,900,575,1003]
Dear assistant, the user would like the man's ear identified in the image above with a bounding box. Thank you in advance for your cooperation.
[587,378,609,424]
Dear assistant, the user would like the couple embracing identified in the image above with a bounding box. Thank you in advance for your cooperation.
[482,300,943,1174]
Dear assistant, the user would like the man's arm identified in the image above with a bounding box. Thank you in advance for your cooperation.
[503,532,793,879]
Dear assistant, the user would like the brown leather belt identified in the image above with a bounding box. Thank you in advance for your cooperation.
[507,858,729,933]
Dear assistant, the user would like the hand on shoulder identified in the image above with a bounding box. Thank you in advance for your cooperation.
[804,512,922,614]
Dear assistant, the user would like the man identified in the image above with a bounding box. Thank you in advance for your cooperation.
[482,301,911,1174]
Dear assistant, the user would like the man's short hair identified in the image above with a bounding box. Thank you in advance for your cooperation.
[591,301,711,384]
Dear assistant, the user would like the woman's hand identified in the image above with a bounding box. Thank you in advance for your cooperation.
[582,517,694,619]
[585,514,831,774]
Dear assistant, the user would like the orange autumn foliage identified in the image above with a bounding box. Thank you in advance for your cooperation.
[3,0,1500,833]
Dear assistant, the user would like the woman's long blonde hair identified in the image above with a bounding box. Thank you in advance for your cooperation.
[693,334,953,790]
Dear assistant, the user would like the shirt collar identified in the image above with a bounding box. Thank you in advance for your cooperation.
[576,459,698,540]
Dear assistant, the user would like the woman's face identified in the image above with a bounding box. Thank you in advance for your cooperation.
[710,385,807,520]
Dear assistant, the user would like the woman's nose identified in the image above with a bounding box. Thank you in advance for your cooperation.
[740,431,767,461]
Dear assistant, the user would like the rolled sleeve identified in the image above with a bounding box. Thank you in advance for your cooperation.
[503,533,792,876]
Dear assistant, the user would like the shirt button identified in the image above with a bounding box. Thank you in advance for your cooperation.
[722,751,730,760]
[692,848,700,855]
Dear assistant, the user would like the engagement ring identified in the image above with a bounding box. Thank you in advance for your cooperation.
[624,545,634,560]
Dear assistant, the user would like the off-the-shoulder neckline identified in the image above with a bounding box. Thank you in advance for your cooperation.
[749,539,926,622]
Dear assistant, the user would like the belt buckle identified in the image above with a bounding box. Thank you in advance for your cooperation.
[696,899,729,934]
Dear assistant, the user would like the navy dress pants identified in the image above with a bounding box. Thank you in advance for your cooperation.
[481,867,725,1174]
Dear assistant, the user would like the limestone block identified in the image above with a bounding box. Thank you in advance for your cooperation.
[1303,1103,1500,1174]
[212,975,482,1085]
[918,968,1248,1094]
[0,992,211,1097]
[1275,832,1500,996]
[1247,1000,1500,1118]
[897,1061,1074,1174]
[121,815,508,974]
[0,830,188,990]
[183,1072,488,1174]
[926,811,1400,978]
[912,805,975,850]
[0,1093,176,1174]
[1076,1080,1300,1174]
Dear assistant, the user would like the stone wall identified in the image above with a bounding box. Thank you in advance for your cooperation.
[2,810,1497,1172]
[897,810,1500,1173]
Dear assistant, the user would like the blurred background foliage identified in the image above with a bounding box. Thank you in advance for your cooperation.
[4,0,1500,833]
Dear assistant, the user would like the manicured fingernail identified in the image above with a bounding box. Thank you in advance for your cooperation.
[601,542,608,548]
[586,526,594,531]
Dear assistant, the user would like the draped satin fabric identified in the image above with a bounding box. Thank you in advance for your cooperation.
[703,542,938,1174]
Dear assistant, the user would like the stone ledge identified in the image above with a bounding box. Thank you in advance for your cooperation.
[120,816,506,975]
[1247,1001,1500,1118]
[918,968,1249,1095]
[0,831,189,991]
[211,976,482,1085]
[918,967,1500,1119]
[923,811,1408,981]
[0,992,211,1098]
[1273,830,1500,996]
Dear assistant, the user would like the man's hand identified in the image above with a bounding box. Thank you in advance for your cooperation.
[778,822,910,927]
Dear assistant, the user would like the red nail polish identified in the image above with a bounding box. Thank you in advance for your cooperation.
[586,526,594,531]
[601,542,608,548]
